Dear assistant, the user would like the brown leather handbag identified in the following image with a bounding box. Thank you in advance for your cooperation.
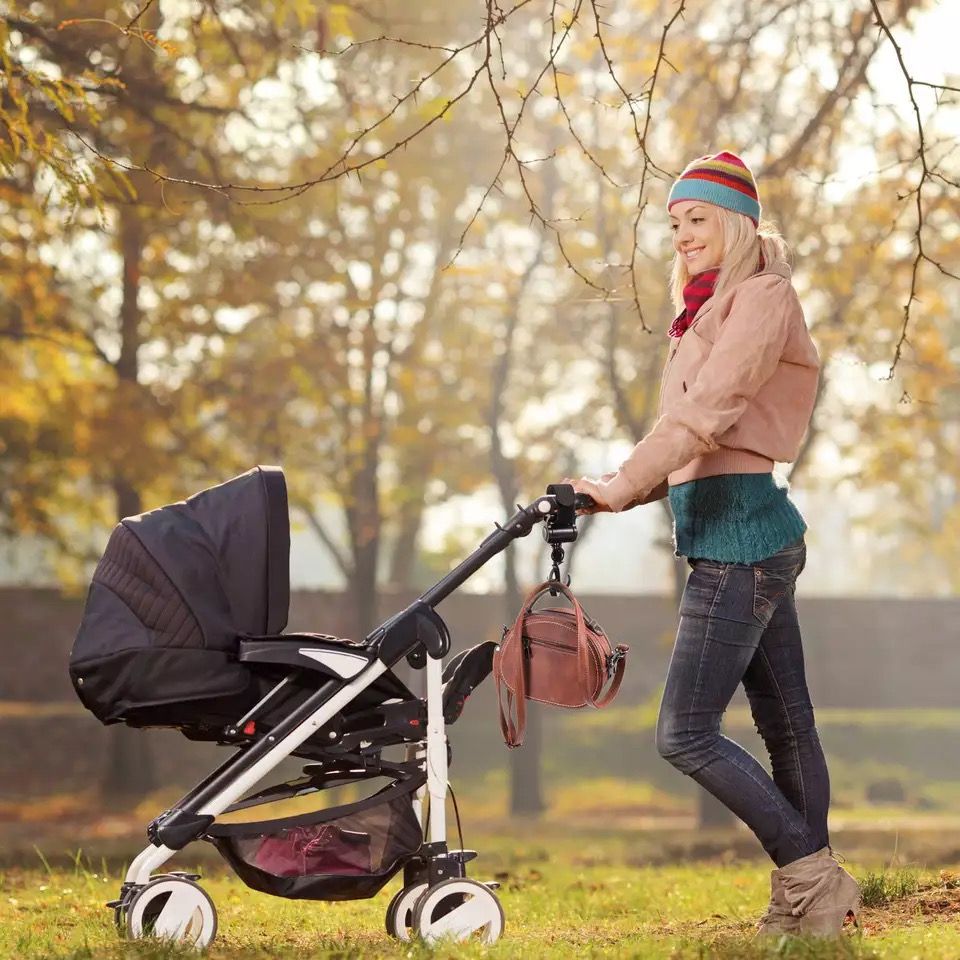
[493,580,628,748]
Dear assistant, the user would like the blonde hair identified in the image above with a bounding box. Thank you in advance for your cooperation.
[669,208,791,312]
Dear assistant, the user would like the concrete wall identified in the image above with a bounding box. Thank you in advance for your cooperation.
[1,587,958,799]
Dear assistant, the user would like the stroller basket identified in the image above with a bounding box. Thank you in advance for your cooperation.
[207,774,425,901]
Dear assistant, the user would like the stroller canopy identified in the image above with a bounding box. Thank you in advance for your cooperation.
[70,466,289,725]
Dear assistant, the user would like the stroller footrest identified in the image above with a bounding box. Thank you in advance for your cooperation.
[442,642,497,723]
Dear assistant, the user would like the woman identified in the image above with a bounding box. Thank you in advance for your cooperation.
[567,151,860,936]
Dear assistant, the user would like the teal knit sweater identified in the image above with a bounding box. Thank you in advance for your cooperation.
[668,473,806,564]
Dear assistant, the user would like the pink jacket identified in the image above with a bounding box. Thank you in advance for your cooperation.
[598,261,820,513]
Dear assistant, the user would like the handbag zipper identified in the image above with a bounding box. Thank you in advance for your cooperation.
[524,634,607,680]
[525,636,578,655]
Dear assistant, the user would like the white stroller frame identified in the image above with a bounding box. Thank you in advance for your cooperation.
[113,486,583,947]
[125,653,449,883]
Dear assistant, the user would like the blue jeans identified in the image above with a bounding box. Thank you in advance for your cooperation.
[656,538,830,866]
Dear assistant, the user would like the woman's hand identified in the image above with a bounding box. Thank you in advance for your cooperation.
[561,476,614,515]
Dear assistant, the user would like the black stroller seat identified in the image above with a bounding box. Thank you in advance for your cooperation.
[70,465,291,729]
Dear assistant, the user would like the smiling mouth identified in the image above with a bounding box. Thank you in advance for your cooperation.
[683,247,704,258]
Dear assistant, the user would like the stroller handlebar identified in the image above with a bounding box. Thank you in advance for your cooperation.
[416,483,589,611]
[544,483,595,512]
[376,483,596,663]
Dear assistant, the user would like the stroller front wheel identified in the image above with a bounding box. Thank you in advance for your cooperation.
[124,876,218,949]
[412,878,504,945]
[384,882,428,940]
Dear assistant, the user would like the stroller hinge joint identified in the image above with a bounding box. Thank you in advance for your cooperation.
[148,809,215,850]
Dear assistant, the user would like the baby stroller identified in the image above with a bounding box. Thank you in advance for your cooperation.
[69,465,586,948]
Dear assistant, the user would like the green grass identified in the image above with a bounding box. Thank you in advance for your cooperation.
[859,868,922,908]
[2,833,960,959]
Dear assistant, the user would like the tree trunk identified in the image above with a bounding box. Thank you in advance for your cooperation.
[505,540,544,816]
[112,476,141,521]
[698,788,738,828]
[387,497,423,591]
[490,306,548,815]
[492,417,545,816]
[346,436,382,640]
[350,532,379,640]
[103,725,157,800]
[101,208,157,801]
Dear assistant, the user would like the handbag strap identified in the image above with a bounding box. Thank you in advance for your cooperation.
[495,587,537,747]
[495,623,528,748]
[496,666,526,748]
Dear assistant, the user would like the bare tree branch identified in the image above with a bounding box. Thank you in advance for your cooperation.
[610,0,686,330]
[125,1,157,33]
[8,0,955,363]
[761,7,878,178]
[868,0,960,378]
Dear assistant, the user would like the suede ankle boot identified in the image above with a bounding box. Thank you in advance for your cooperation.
[779,846,861,936]
[755,868,801,937]
[756,868,800,936]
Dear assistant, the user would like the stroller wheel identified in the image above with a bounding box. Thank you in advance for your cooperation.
[384,882,428,940]
[412,878,505,945]
[125,876,218,949]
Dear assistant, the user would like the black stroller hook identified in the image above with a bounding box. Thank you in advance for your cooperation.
[547,542,571,595]
[543,483,580,595]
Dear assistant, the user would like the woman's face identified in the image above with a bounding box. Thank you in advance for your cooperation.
[670,201,724,274]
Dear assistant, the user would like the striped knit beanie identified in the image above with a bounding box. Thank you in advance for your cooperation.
[667,151,760,226]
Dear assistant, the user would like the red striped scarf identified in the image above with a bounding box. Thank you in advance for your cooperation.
[669,268,720,339]
[668,253,766,339]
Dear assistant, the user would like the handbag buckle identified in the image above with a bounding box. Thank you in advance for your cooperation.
[606,646,626,679]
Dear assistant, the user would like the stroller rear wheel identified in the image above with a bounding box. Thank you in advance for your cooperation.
[412,878,504,945]
[384,882,428,940]
[124,876,218,949]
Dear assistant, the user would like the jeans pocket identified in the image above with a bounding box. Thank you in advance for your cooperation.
[752,567,791,626]
[680,561,727,618]
[752,541,805,625]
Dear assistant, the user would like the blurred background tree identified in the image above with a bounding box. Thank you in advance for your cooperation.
[1,0,956,817]
[2,0,330,796]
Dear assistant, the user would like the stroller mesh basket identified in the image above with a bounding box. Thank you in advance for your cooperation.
[207,774,424,901]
